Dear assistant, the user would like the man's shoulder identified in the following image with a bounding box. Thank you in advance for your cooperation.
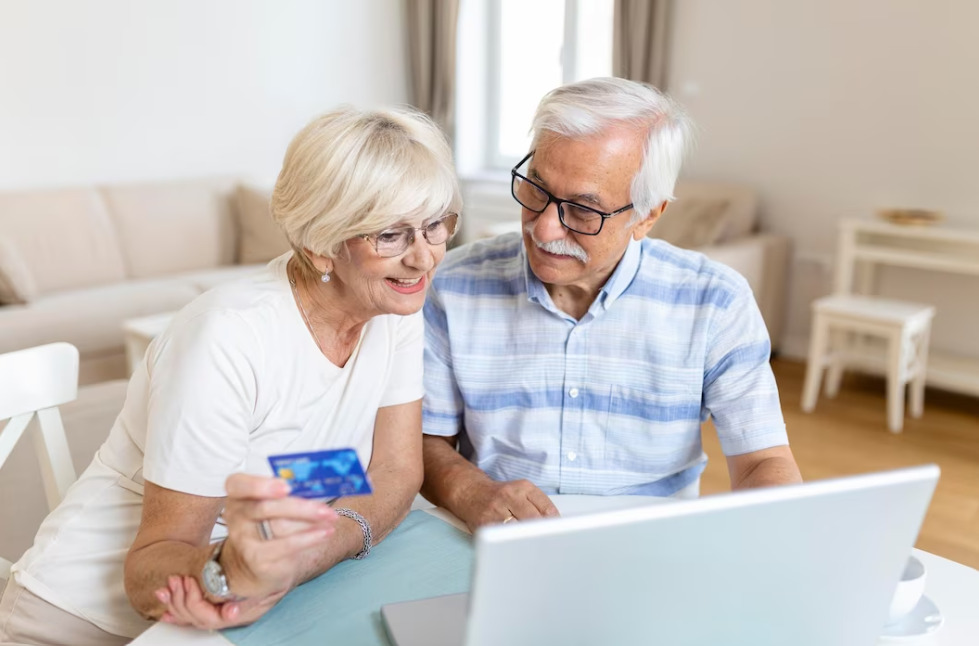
[434,233,524,291]
[633,238,752,305]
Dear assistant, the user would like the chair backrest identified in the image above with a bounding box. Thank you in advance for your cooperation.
[0,342,80,581]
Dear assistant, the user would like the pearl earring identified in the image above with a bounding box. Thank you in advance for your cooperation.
[321,270,331,283]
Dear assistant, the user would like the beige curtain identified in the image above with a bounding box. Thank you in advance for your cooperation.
[613,0,672,89]
[405,0,460,139]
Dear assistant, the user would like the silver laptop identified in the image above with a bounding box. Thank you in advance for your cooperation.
[381,465,939,646]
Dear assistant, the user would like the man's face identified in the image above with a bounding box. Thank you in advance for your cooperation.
[520,127,660,297]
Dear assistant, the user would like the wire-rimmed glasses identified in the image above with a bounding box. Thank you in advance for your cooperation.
[360,212,459,258]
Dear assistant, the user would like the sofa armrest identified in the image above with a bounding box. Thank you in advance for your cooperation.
[696,233,792,353]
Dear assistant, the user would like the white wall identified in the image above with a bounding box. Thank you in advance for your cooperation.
[0,0,409,191]
[669,0,979,361]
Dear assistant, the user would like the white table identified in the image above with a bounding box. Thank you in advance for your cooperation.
[834,218,979,397]
[122,312,176,375]
[131,495,979,646]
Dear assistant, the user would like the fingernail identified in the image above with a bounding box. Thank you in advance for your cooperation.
[161,612,173,623]
[227,604,239,618]
[317,506,336,517]
[168,576,179,589]
[275,479,291,495]
[155,589,170,604]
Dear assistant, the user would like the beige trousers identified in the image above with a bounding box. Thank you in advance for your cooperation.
[0,577,132,646]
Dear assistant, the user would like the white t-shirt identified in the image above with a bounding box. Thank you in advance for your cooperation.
[13,253,424,637]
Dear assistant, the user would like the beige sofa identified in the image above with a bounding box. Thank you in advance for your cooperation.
[0,179,287,384]
[648,181,792,351]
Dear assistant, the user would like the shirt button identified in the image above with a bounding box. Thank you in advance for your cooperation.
[567,451,577,461]
[569,388,579,398]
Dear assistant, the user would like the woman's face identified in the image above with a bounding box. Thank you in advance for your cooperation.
[327,213,452,319]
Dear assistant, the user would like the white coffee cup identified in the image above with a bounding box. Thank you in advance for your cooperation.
[886,555,926,624]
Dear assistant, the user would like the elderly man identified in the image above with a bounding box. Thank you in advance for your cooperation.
[421,77,801,531]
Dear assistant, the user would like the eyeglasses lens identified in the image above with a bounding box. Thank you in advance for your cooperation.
[374,213,459,257]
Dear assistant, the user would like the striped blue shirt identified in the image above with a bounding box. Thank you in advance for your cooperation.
[422,233,788,496]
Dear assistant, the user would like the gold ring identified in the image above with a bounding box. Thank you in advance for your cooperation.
[503,514,516,524]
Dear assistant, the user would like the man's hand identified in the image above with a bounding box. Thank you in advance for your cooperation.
[421,434,559,533]
[453,477,560,532]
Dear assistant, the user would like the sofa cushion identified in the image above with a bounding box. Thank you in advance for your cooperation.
[672,181,759,242]
[648,198,730,249]
[0,238,37,304]
[235,185,291,264]
[101,178,237,279]
[174,263,268,293]
[0,188,127,298]
[0,278,201,358]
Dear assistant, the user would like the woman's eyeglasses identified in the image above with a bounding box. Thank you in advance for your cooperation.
[360,212,459,258]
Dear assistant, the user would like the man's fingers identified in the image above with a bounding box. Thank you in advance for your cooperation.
[506,495,545,520]
[526,486,560,518]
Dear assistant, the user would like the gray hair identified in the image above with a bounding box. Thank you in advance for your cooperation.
[271,105,462,274]
[530,77,693,220]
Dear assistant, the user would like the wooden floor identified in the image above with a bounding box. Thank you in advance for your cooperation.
[699,358,979,569]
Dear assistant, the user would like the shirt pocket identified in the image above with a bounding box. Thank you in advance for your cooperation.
[602,385,702,473]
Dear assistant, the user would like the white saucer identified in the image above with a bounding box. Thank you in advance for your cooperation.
[878,595,944,642]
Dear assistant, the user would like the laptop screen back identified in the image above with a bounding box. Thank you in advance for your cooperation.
[460,466,938,646]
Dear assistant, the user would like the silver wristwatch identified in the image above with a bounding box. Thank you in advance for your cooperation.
[201,540,236,601]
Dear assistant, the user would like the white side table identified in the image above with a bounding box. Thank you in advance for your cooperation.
[121,312,176,375]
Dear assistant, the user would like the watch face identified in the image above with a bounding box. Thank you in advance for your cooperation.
[202,558,229,599]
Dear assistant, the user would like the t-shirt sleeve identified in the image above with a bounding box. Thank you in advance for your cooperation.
[378,311,425,408]
[142,310,259,497]
[703,279,789,456]
[422,283,463,437]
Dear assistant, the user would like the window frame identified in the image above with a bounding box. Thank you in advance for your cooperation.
[485,0,592,171]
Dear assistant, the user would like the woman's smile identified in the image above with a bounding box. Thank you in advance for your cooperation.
[386,275,427,294]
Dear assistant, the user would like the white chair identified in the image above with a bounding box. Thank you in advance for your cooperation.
[801,295,934,433]
[0,342,80,581]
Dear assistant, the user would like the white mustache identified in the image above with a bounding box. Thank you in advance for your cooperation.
[524,222,589,263]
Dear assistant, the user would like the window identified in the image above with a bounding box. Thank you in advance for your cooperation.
[492,0,614,166]
[457,0,614,174]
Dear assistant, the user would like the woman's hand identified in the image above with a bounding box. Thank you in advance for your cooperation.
[152,473,337,629]
[220,473,338,599]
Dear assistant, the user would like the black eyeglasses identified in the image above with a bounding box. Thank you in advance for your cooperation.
[510,151,634,236]
[359,212,459,258]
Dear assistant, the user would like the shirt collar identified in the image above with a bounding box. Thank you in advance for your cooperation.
[521,236,643,314]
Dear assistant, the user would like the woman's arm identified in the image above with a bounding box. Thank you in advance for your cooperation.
[125,481,336,627]
[124,485,226,620]
[291,398,425,581]
[153,399,424,628]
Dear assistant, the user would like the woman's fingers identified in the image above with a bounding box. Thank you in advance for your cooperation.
[226,495,337,527]
[225,473,291,500]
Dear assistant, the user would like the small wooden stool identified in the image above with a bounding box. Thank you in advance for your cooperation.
[801,295,935,433]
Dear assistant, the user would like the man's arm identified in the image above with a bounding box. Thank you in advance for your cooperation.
[726,445,802,491]
[422,434,558,532]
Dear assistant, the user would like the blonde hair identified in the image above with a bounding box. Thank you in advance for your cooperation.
[271,105,462,275]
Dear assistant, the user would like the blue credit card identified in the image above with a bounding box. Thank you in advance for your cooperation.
[267,448,372,499]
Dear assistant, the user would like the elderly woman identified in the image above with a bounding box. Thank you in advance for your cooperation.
[0,106,461,645]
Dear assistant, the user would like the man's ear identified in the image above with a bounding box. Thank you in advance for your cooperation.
[631,201,669,241]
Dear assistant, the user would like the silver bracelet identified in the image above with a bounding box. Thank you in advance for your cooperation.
[335,507,372,559]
